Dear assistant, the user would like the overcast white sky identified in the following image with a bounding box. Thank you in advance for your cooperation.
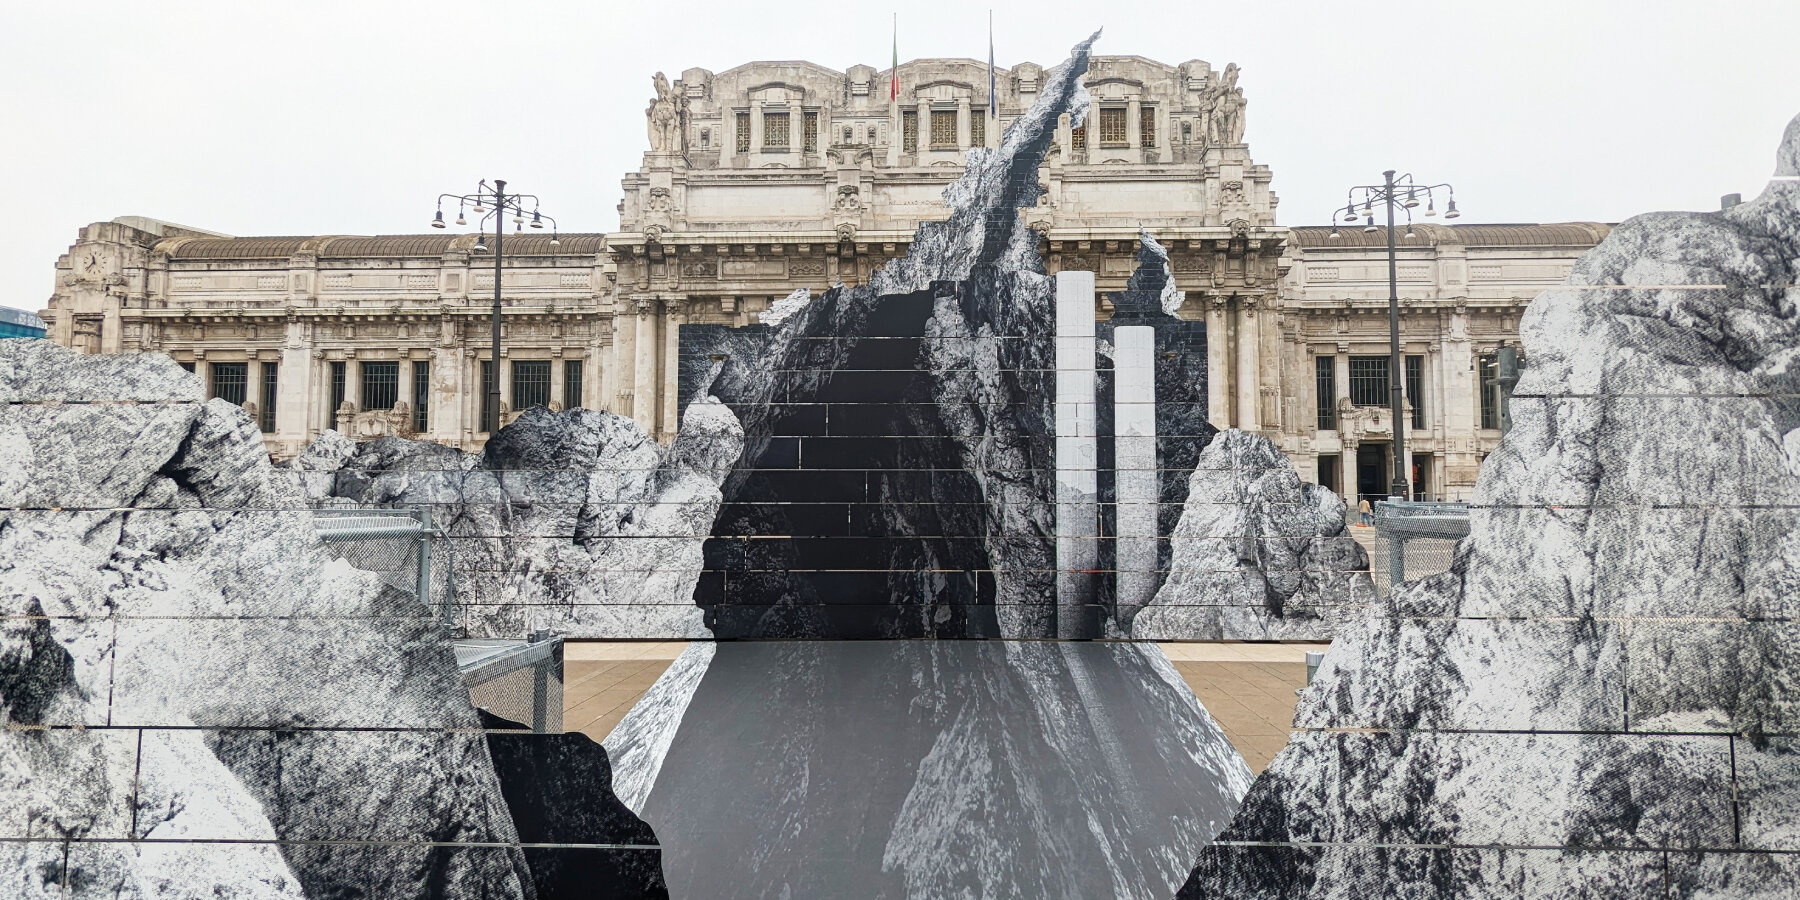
[3,0,1797,311]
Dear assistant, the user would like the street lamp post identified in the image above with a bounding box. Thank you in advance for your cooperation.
[431,180,559,435]
[1328,172,1459,501]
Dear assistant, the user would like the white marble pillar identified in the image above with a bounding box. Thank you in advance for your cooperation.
[633,299,658,432]
[497,356,512,424]
[1055,270,1098,640]
[1234,300,1260,430]
[956,98,971,149]
[1127,100,1142,151]
[431,347,462,440]
[1341,443,1359,507]
[1113,325,1158,627]
[343,358,362,417]
[548,354,565,410]
[273,322,310,443]
[661,301,685,440]
[787,99,804,161]
[397,355,415,415]
[1206,297,1230,427]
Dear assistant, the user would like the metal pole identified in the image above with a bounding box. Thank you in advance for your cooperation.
[487,180,506,435]
[417,505,438,621]
[1384,170,1409,501]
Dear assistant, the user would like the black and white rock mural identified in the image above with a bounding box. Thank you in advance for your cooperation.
[0,341,667,899]
[289,400,742,639]
[1178,114,1800,898]
[605,640,1251,900]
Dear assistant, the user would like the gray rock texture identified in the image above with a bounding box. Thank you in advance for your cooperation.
[0,342,536,899]
[290,400,743,639]
[1132,429,1373,640]
[1178,115,1800,898]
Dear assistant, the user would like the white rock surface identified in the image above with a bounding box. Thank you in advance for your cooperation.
[291,397,744,639]
[1133,429,1372,639]
[0,342,534,899]
[1178,114,1800,899]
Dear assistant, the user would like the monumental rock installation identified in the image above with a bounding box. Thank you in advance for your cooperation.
[1178,114,1800,898]
[600,31,1258,900]
[0,341,666,899]
[289,401,743,639]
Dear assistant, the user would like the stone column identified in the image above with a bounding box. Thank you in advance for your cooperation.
[396,354,415,415]
[750,106,765,156]
[633,299,659,433]
[548,351,565,410]
[431,346,462,441]
[274,321,311,443]
[956,97,971,149]
[1054,270,1098,640]
[1127,100,1142,152]
[1206,295,1231,427]
[1113,324,1158,626]
[787,99,804,162]
[1234,298,1260,430]
[886,97,901,166]
[1341,438,1359,506]
[660,300,685,440]
[343,356,362,418]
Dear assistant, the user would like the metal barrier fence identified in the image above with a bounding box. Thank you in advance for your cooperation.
[1372,501,1471,597]
[313,508,563,733]
[313,507,454,624]
[455,636,565,734]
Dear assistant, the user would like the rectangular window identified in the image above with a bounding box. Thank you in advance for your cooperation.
[210,362,247,406]
[1070,121,1086,150]
[902,110,918,152]
[412,360,430,433]
[1348,355,1390,407]
[803,111,818,152]
[1315,355,1336,431]
[329,361,346,419]
[970,108,986,146]
[360,361,399,411]
[512,360,551,411]
[763,112,789,149]
[480,360,495,432]
[930,109,956,147]
[259,361,277,433]
[1140,105,1156,147]
[735,113,750,153]
[1405,355,1426,430]
[564,360,584,410]
[1098,107,1127,144]
[1478,353,1500,429]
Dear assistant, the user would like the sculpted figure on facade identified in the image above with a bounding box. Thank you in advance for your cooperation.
[647,72,686,153]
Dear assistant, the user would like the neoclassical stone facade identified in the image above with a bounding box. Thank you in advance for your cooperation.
[38,54,1607,501]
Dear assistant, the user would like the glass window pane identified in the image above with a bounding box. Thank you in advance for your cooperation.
[902,111,918,152]
[359,361,398,411]
[930,110,956,146]
[329,361,346,419]
[735,113,750,153]
[1140,105,1156,147]
[1315,355,1336,431]
[412,360,430,433]
[1070,122,1085,150]
[512,360,551,411]
[259,362,277,433]
[970,109,986,145]
[1405,355,1425,429]
[1479,354,1499,429]
[1098,107,1127,144]
[564,360,584,411]
[763,112,789,148]
[210,362,247,406]
[803,111,818,152]
[1348,355,1389,407]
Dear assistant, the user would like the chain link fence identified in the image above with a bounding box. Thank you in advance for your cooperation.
[1372,501,1471,599]
[312,507,562,733]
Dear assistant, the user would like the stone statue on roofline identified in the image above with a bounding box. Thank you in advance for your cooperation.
[647,71,682,153]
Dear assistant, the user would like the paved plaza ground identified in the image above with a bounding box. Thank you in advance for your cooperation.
[564,641,1327,774]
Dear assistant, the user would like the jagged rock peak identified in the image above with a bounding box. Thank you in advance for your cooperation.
[1177,111,1800,900]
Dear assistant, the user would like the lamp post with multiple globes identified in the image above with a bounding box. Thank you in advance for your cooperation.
[430,180,559,434]
[1327,171,1460,501]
